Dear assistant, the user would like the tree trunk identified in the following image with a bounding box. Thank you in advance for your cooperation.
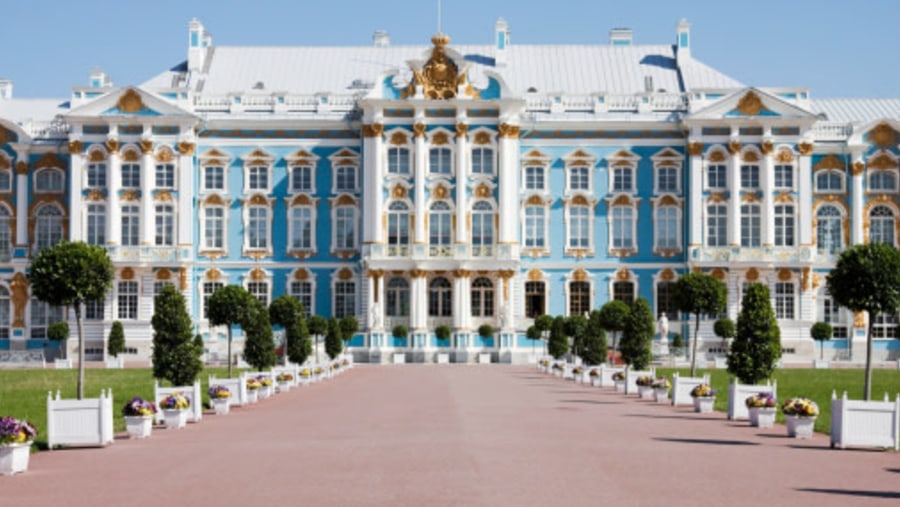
[865,316,874,401]
[75,305,85,400]
[690,314,700,377]
[227,327,233,379]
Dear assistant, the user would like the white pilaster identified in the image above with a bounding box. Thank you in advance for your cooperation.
[761,150,774,246]
[68,147,84,241]
[178,143,195,247]
[851,153,865,245]
[687,143,703,247]
[727,150,740,246]
[362,124,384,244]
[455,124,468,244]
[410,273,427,331]
[413,123,427,244]
[13,152,30,246]
[497,124,519,244]
[453,273,470,330]
[107,142,122,245]
[797,146,813,246]
[140,144,155,245]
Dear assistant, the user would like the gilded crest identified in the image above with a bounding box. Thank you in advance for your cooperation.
[403,34,471,100]
[870,123,897,149]
[117,89,145,114]
[736,91,767,116]
[745,267,759,281]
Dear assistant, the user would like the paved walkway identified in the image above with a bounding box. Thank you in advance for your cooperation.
[3,366,898,506]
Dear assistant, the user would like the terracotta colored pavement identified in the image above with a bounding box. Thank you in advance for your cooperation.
[2,366,899,507]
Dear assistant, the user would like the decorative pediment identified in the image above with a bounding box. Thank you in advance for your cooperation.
[732,91,772,116]
[402,34,475,100]
[867,123,898,149]
[66,86,195,119]
[813,154,845,171]
[685,88,816,122]
[868,152,899,170]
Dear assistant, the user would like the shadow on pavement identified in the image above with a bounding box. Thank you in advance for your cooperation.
[558,399,623,405]
[796,488,900,499]
[653,437,759,446]
[626,413,722,421]
[886,468,900,474]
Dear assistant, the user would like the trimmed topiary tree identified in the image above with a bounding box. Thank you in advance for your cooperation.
[107,321,125,358]
[207,285,254,378]
[478,323,494,343]
[598,300,629,361]
[269,295,303,365]
[308,315,328,362]
[810,321,833,361]
[673,272,727,377]
[392,324,409,340]
[547,316,568,359]
[339,315,359,351]
[727,282,781,384]
[671,333,684,357]
[619,298,654,370]
[564,314,589,361]
[242,298,277,371]
[713,317,736,350]
[152,284,203,386]
[435,324,452,342]
[525,325,542,356]
[47,321,70,360]
[534,314,554,355]
[582,310,608,366]
[325,317,343,360]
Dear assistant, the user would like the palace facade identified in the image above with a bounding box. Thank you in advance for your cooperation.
[0,19,898,363]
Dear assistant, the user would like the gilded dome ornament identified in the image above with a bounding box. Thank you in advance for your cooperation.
[117,89,145,114]
[403,33,471,100]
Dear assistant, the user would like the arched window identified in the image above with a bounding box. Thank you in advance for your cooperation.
[35,168,64,192]
[655,206,679,250]
[428,277,452,317]
[774,163,794,190]
[386,278,410,317]
[612,281,634,303]
[117,280,139,320]
[428,201,452,254]
[387,146,410,174]
[156,162,175,189]
[87,162,107,188]
[525,281,546,318]
[471,277,494,317]
[289,206,313,250]
[740,163,760,190]
[387,201,410,254]
[816,205,843,253]
[870,205,895,245]
[86,203,106,246]
[706,162,726,189]
[247,280,269,306]
[289,279,313,317]
[202,280,224,319]
[472,201,494,256]
[334,280,356,318]
[34,204,63,253]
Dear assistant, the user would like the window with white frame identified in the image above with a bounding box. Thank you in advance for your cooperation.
[202,281,224,319]
[870,205,895,245]
[774,164,794,190]
[86,203,106,246]
[816,205,843,254]
[334,165,357,193]
[155,163,174,189]
[568,205,590,249]
[740,164,760,190]
[872,313,898,338]
[247,205,269,249]
[203,165,224,191]
[121,163,140,188]
[34,205,63,253]
[289,206,313,250]
[472,201,494,256]
[471,277,494,317]
[821,289,848,339]
[569,281,590,316]
[117,280,139,320]
[247,165,268,191]
[428,201,452,251]
[655,206,679,250]
[611,206,634,250]
[0,169,10,192]
[87,162,107,188]
[774,204,795,247]
[203,206,225,250]
[247,281,269,306]
[122,204,141,247]
[428,277,452,317]
[740,203,761,247]
[569,166,590,191]
[30,299,64,339]
[387,201,410,253]
[387,146,410,175]
[707,163,726,189]
[290,166,313,193]
[335,206,356,250]
[334,280,356,318]
[657,281,677,321]
[289,280,313,316]
[429,147,452,175]
[612,166,633,193]
[775,282,795,319]
[869,171,897,192]
[0,206,11,259]
[707,204,727,247]
[656,166,679,193]
[524,166,546,191]
[524,205,546,249]
[525,281,546,318]
[155,204,174,246]
[816,170,844,193]
[85,298,104,321]
[35,169,64,192]
[612,281,634,303]
[153,280,174,298]
[471,146,494,175]
[0,287,7,338]
[386,277,410,317]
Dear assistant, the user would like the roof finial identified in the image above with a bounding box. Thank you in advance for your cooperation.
[437,0,442,35]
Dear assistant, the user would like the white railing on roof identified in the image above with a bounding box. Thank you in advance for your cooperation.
[23,119,70,139]
[526,93,688,114]
[193,93,359,113]
[811,122,853,141]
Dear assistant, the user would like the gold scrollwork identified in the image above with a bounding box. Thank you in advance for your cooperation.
[745,267,759,281]
[736,91,767,116]
[777,268,792,281]
[870,123,897,149]
[413,124,426,138]
[727,141,742,155]
[498,124,520,138]
[177,142,195,156]
[139,139,154,154]
[687,142,704,156]
[455,124,468,138]
[105,139,120,154]
[710,268,726,281]
[797,142,814,156]
[851,161,865,176]
[15,161,28,175]
[362,124,384,138]
[402,33,468,100]
[760,140,774,155]
[117,89,145,113]
[68,140,84,154]
[853,311,865,329]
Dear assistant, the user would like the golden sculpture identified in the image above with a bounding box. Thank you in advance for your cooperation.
[403,34,472,100]
[736,91,769,116]
[362,124,384,138]
[117,89,146,113]
[870,123,897,149]
[797,142,814,156]
[10,272,28,327]
[760,140,774,155]
[687,142,704,156]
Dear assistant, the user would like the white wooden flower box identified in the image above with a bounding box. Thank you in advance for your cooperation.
[154,381,202,424]
[436,352,450,364]
[393,352,406,364]
[671,373,710,406]
[478,353,492,364]
[598,365,625,387]
[624,368,655,395]
[46,389,114,449]
[104,356,123,369]
[125,415,153,438]
[830,391,899,450]
[209,375,248,406]
[728,380,776,420]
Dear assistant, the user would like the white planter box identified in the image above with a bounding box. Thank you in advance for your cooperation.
[124,415,153,439]
[154,381,202,424]
[271,365,300,386]
[104,357,123,369]
[638,385,656,399]
[209,376,248,407]
[671,373,711,406]
[786,415,815,439]
[46,389,114,449]
[728,380,777,420]
[0,442,31,475]
[436,353,450,364]
[813,359,830,369]
[393,353,406,364]
[748,407,776,428]
[693,397,715,414]
[163,409,188,430]
[479,353,491,364]
[247,389,259,404]
[212,398,230,415]
[654,389,669,403]
[277,381,291,393]
[54,359,72,369]
[599,366,625,387]
[624,368,655,395]
[831,391,899,450]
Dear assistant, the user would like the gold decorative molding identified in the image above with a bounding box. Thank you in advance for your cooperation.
[15,161,28,175]
[853,311,865,329]
[86,189,105,201]
[736,91,766,116]
[156,268,172,280]
[117,89,145,113]
[707,193,727,204]
[120,267,135,280]
[155,149,174,163]
[88,149,107,162]
[139,139,153,154]
[797,142,814,156]
[247,194,269,206]
[498,123,520,138]
[727,141,742,155]
[851,161,865,176]
[433,185,447,199]
[615,268,630,281]
[475,183,491,198]
[812,273,821,289]
[249,268,266,281]
[742,150,760,163]
[775,149,794,163]
[659,268,676,282]
[657,195,679,207]
[293,268,310,281]
[403,33,470,100]
[0,128,8,147]
[687,142,704,156]
[177,142,195,156]
[868,153,899,170]
[760,140,774,155]
[455,123,468,138]
[526,269,543,282]
[389,132,408,145]
[473,131,492,145]
[392,185,407,199]
[362,123,385,138]
[122,149,140,162]
[708,151,726,163]
[105,139,120,154]
[410,269,427,278]
[611,194,633,206]
[525,194,546,206]
[777,268,792,281]
[179,268,188,290]
[10,272,28,327]
[745,267,759,281]
[431,131,449,145]
[451,269,471,279]
[774,192,793,204]
[813,154,844,171]
[155,190,174,202]
[870,123,897,149]
[35,153,63,170]
[413,123,426,138]
[801,267,811,291]
[205,268,222,281]
[741,193,761,203]
[0,156,9,170]
[570,195,591,206]
[710,268,726,281]
[68,140,84,154]
[204,194,227,206]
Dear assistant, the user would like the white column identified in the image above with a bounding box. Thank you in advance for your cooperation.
[455,123,468,244]
[107,141,122,245]
[14,156,30,247]
[413,123,427,244]
[687,142,703,247]
[760,150,774,246]
[177,142,195,247]
[362,124,384,244]
[453,271,470,330]
[797,144,813,246]
[410,272,427,331]
[140,142,155,245]
[727,147,741,246]
[67,144,84,242]
[497,123,519,244]
[850,155,865,245]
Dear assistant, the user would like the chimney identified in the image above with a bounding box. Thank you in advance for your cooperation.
[89,69,111,88]
[676,19,691,64]
[494,18,510,67]
[610,28,633,46]
[188,19,212,72]
[0,80,12,99]
[372,30,390,47]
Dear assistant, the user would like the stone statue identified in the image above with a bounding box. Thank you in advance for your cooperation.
[10,272,28,328]
[658,313,669,339]
[370,304,382,330]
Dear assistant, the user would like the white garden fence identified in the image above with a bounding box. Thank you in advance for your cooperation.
[831,391,899,450]
[209,375,249,406]
[671,373,711,406]
[271,364,300,387]
[46,389,114,449]
[154,381,203,424]
[597,365,625,387]
[728,380,777,420]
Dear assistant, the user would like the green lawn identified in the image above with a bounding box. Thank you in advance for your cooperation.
[0,367,248,450]
[656,367,900,434]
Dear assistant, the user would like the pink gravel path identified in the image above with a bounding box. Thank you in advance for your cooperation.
[1,366,898,506]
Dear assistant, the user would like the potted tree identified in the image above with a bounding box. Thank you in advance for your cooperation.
[435,324,451,364]
[47,321,71,369]
[392,324,408,364]
[106,321,125,368]
[598,300,629,365]
[477,324,494,364]
[713,317,735,368]
[674,272,727,377]
[809,321,833,368]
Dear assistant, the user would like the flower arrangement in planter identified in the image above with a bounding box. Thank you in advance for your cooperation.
[782,397,819,417]
[246,378,262,391]
[539,359,550,368]
[635,375,654,387]
[300,368,312,378]
[159,392,191,429]
[782,397,818,438]
[276,373,294,383]
[572,366,584,375]
[690,384,716,413]
[0,416,37,475]
[552,362,564,371]
[122,397,157,439]
[745,392,777,428]
[651,377,671,403]
[690,384,716,398]
[208,385,231,415]
[611,371,626,381]
[257,376,273,387]
[313,366,324,376]
[745,392,777,409]
[589,369,600,377]
[341,358,350,367]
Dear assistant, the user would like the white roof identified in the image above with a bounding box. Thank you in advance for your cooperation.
[0,98,69,124]
[187,43,742,96]
[811,98,900,123]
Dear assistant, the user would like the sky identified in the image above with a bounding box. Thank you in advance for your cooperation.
[2,0,898,99]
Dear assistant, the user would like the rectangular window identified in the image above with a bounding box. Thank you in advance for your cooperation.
[202,282,224,319]
[291,166,313,192]
[775,282,794,319]
[707,164,726,189]
[707,205,727,247]
[471,147,494,174]
[204,207,224,249]
[290,281,313,316]
[525,281,545,318]
[524,207,545,249]
[155,164,174,188]
[335,166,357,192]
[612,167,633,192]
[248,207,268,249]
[822,290,848,339]
[87,163,107,188]
[85,299,104,321]
[774,205,795,247]
[388,147,410,174]
[657,281,677,320]
[655,207,679,249]
[204,166,224,191]
[429,148,452,174]
[872,313,899,338]
[86,204,106,246]
[525,166,545,190]
[569,281,590,316]
[568,206,590,249]
[30,301,64,339]
[335,207,356,249]
[155,205,174,246]
[117,281,139,320]
[290,207,312,249]
[121,163,140,188]
[248,166,268,191]
[611,207,633,249]
[334,281,355,318]
[247,281,269,306]
[613,281,634,303]
[121,205,140,246]
[741,204,761,247]
[774,164,794,189]
[657,166,679,193]
[569,167,589,191]
[740,165,760,189]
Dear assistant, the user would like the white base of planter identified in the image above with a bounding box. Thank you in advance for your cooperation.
[436,353,450,364]
[654,389,669,403]
[247,390,259,404]
[478,353,491,364]
[638,386,655,399]
[124,416,153,439]
[749,407,776,428]
[393,353,406,364]
[590,376,601,387]
[0,442,31,475]
[693,397,715,414]
[277,382,291,393]
[212,398,230,415]
[163,409,188,429]
[614,380,626,393]
[786,415,816,439]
